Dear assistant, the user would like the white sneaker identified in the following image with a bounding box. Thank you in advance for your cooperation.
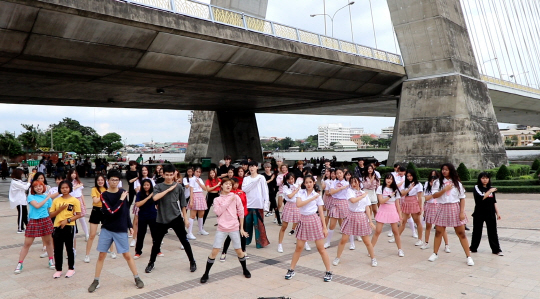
[371,258,378,267]
[467,257,474,266]
[413,231,418,239]
[387,231,394,237]
[388,238,395,243]
[304,243,311,251]
[157,252,165,257]
[40,252,48,258]
[277,244,283,253]
[428,253,438,262]
[332,258,340,266]
[420,243,430,250]
[180,245,184,250]
[186,233,197,240]
[130,239,136,247]
[357,236,362,242]
[398,249,404,257]
[497,252,504,256]
[273,218,277,223]
[444,245,451,253]
[84,255,90,263]
[415,240,424,246]
[198,230,210,235]
[110,252,117,259]
[14,263,23,274]
[324,242,330,249]
[349,243,355,250]
[128,234,133,238]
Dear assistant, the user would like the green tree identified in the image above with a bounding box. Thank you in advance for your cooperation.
[406,162,418,177]
[17,124,44,152]
[504,138,512,146]
[279,137,295,150]
[533,132,540,140]
[496,164,510,180]
[102,133,123,155]
[361,135,374,146]
[531,159,540,171]
[456,163,470,181]
[0,132,23,156]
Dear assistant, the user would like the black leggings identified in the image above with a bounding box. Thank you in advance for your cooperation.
[222,235,246,255]
[17,205,28,231]
[203,193,220,224]
[53,226,75,271]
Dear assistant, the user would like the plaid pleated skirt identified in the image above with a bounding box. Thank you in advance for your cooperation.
[132,205,139,216]
[296,213,325,241]
[401,195,421,214]
[323,193,333,210]
[328,199,349,219]
[375,203,400,224]
[191,192,208,211]
[433,202,468,227]
[423,202,438,224]
[25,217,54,237]
[281,201,300,223]
[77,196,86,216]
[341,211,372,237]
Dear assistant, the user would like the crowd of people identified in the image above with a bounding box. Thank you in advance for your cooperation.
[7,155,504,292]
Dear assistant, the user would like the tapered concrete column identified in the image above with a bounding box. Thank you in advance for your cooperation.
[387,0,507,169]
[185,111,263,164]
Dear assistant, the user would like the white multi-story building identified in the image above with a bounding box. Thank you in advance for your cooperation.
[318,123,364,149]
[380,127,394,139]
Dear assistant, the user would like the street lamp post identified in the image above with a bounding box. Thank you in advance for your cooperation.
[311,2,355,38]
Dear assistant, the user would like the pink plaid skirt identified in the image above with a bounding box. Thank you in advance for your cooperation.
[77,196,86,216]
[423,202,438,224]
[341,212,372,237]
[328,199,349,219]
[25,217,54,237]
[281,201,300,223]
[323,193,333,210]
[296,213,325,241]
[375,203,400,224]
[401,195,420,214]
[433,202,468,227]
[191,192,208,211]
[132,205,139,216]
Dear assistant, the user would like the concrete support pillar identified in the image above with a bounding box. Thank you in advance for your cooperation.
[185,111,263,164]
[386,0,507,169]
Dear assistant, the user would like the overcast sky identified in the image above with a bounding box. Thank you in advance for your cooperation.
[0,0,519,143]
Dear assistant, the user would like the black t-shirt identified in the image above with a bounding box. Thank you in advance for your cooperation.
[126,170,138,193]
[472,185,497,219]
[136,191,157,221]
[218,164,232,177]
[263,173,277,195]
[101,188,132,232]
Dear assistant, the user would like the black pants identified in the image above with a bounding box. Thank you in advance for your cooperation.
[203,193,220,224]
[128,190,136,208]
[53,226,75,271]
[17,205,28,231]
[222,235,246,254]
[136,218,158,255]
[149,216,195,264]
[470,216,502,254]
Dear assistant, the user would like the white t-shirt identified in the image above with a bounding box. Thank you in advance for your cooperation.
[404,182,423,196]
[106,180,123,188]
[70,180,83,198]
[296,189,323,215]
[432,178,465,204]
[134,177,155,190]
[182,177,191,198]
[376,186,401,204]
[394,174,406,190]
[332,179,350,200]
[283,183,299,200]
[375,170,381,179]
[48,186,62,199]
[346,188,370,212]
[423,181,436,204]
[189,177,204,193]
[242,175,269,209]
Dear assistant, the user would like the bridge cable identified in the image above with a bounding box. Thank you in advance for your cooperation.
[510,0,534,87]
[477,0,501,78]
[463,0,487,75]
[501,0,529,86]
[523,0,540,88]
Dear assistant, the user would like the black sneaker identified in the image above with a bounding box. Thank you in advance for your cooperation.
[285,269,295,280]
[243,269,251,278]
[88,279,100,293]
[200,274,209,283]
[324,271,333,282]
[288,230,295,236]
[190,261,197,272]
[134,277,144,289]
[465,225,470,231]
[145,262,154,273]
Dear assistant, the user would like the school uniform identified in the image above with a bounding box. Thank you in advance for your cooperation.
[401,183,423,214]
[341,188,372,237]
[423,182,438,224]
[432,179,467,227]
[322,179,334,208]
[295,189,325,241]
[374,187,401,224]
[328,179,350,219]
[470,185,502,254]
[362,176,380,205]
[281,184,300,223]
[189,177,207,211]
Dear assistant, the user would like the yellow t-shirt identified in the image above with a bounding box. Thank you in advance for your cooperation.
[50,196,81,227]
[91,186,107,207]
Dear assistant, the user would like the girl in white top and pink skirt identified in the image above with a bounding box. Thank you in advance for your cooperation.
[421,171,450,251]
[325,168,349,249]
[371,174,405,258]
[332,176,377,267]
[277,173,310,253]
[323,170,337,228]
[188,167,209,239]
[285,175,332,282]
[397,169,425,247]
[428,163,474,266]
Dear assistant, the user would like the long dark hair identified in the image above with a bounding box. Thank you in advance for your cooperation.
[300,175,320,192]
[283,172,296,188]
[363,164,376,181]
[439,163,461,190]
[138,166,150,184]
[383,173,399,195]
[139,179,154,196]
[425,170,439,194]
[349,176,361,189]
[404,169,419,188]
[33,172,48,185]
[476,172,492,189]
[94,175,106,194]
[67,169,80,184]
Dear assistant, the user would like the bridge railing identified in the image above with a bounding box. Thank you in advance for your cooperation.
[124,0,403,65]
[481,75,540,96]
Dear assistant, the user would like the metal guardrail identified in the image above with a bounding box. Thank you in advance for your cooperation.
[482,75,540,96]
[123,0,403,65]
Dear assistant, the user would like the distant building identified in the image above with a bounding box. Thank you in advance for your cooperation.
[380,127,394,139]
[500,126,540,146]
[333,141,358,151]
[318,123,364,149]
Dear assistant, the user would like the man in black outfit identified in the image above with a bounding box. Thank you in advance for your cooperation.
[218,155,232,178]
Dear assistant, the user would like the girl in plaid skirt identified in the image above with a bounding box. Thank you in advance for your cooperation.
[285,175,332,282]
[333,176,377,267]
[428,163,474,266]
[397,169,425,247]
[421,171,450,251]
[325,168,349,249]
[188,167,209,238]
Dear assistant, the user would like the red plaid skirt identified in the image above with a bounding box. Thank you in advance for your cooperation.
[341,212,372,237]
[423,202,438,224]
[191,192,207,211]
[25,217,54,237]
[323,194,333,210]
[328,199,349,219]
[281,201,300,223]
[401,195,420,214]
[433,202,468,227]
[132,205,139,216]
[296,213,325,241]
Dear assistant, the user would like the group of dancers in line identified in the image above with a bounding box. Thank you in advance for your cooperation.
[8,156,504,290]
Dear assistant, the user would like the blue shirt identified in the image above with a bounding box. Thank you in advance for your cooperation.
[28,194,52,219]
[136,191,157,221]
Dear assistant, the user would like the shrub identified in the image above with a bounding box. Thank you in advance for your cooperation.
[406,162,418,176]
[536,167,540,179]
[507,164,530,177]
[519,175,534,180]
[532,159,540,171]
[377,167,393,176]
[496,165,511,180]
[457,163,471,181]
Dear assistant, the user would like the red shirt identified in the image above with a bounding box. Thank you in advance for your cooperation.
[234,176,244,189]
[205,178,221,192]
[232,189,248,216]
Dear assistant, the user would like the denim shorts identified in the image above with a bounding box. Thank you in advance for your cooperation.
[97,228,129,254]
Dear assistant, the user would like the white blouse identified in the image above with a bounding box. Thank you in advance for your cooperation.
[423,181,436,204]
[332,179,350,200]
[432,178,465,204]
[346,188,371,212]
[296,189,324,215]
[404,183,423,196]
[189,177,205,193]
[376,186,401,204]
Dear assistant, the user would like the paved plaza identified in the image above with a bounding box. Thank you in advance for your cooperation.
[0,177,539,299]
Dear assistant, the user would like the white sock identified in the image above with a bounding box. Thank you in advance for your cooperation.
[408,217,415,231]
[79,218,89,236]
[197,218,204,232]
[188,218,194,235]
[327,230,334,244]
[349,235,355,245]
